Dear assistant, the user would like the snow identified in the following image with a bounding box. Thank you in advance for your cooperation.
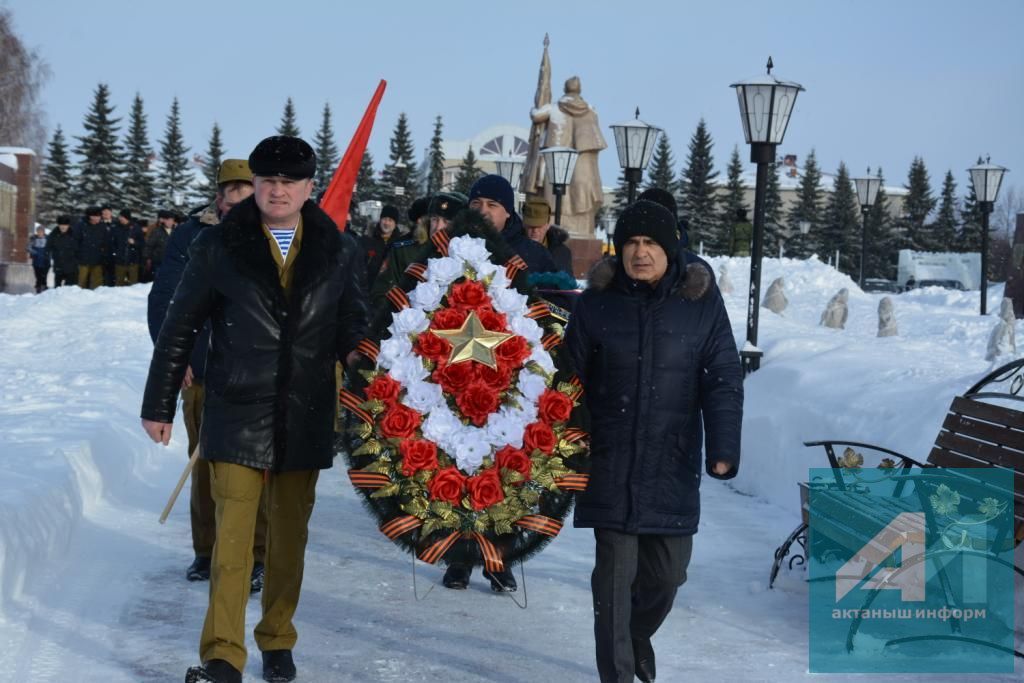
[0,258,1021,681]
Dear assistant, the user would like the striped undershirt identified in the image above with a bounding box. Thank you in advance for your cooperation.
[268,227,296,260]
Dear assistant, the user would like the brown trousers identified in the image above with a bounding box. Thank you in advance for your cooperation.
[200,462,319,672]
[181,383,266,561]
[114,263,139,286]
[77,265,104,289]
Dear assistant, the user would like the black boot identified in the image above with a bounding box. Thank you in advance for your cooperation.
[633,637,656,683]
[186,556,211,582]
[442,564,471,589]
[184,659,241,683]
[262,649,296,682]
[486,568,517,593]
[250,561,265,594]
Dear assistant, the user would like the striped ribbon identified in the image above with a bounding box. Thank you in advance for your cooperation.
[348,469,391,489]
[562,428,587,444]
[473,532,505,573]
[431,229,450,256]
[526,302,550,320]
[380,514,423,540]
[514,515,563,537]
[541,333,561,351]
[386,286,410,311]
[505,255,527,280]
[339,388,372,424]
[554,473,590,491]
[356,338,380,363]
[565,375,584,401]
[404,262,428,282]
[418,531,461,564]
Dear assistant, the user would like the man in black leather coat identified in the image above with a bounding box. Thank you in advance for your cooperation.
[140,136,368,683]
[565,200,743,683]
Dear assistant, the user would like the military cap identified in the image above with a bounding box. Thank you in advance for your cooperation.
[217,158,254,185]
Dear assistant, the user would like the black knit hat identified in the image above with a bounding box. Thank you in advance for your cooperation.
[613,200,679,260]
[468,174,515,218]
[407,197,429,223]
[57,214,71,225]
[428,191,468,220]
[380,205,400,222]
[119,208,133,220]
[638,187,678,219]
[157,209,176,219]
[85,206,102,217]
[248,135,316,180]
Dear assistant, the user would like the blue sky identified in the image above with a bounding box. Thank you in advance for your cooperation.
[7,0,1023,199]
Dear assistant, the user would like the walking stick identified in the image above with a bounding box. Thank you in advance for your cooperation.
[159,443,200,524]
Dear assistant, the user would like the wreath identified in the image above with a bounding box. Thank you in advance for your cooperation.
[340,211,589,573]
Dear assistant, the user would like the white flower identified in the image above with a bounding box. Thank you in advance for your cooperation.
[517,371,548,403]
[475,260,501,283]
[378,334,412,370]
[426,256,464,288]
[450,435,491,472]
[492,287,529,316]
[402,379,444,413]
[389,354,429,386]
[486,266,510,292]
[485,409,527,449]
[390,307,429,337]
[449,236,491,267]
[421,406,462,445]
[510,315,543,343]
[409,281,444,310]
[528,346,556,375]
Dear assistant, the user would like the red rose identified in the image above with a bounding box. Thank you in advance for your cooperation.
[494,335,531,368]
[538,389,573,424]
[495,445,532,484]
[379,404,421,439]
[433,360,476,394]
[467,467,505,510]
[365,374,401,404]
[475,363,513,393]
[415,330,451,363]
[456,381,501,426]
[476,306,509,332]
[430,307,467,330]
[399,439,439,477]
[523,421,557,455]
[428,466,467,504]
[449,280,490,309]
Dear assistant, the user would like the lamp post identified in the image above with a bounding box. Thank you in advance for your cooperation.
[540,146,579,225]
[854,168,882,288]
[494,156,527,211]
[731,57,804,374]
[609,108,661,203]
[968,158,1009,315]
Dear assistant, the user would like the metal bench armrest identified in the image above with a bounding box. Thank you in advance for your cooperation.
[803,439,928,469]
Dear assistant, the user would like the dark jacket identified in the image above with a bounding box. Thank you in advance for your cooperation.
[112,222,146,266]
[140,196,369,472]
[145,225,172,268]
[565,257,743,535]
[73,220,111,266]
[28,235,50,269]
[148,206,219,381]
[47,227,77,274]
[361,226,407,288]
[501,214,559,274]
[545,225,574,274]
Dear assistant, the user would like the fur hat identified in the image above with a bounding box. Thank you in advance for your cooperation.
[428,191,468,220]
[248,135,316,180]
[613,200,679,260]
[380,205,400,222]
[407,197,429,223]
[468,174,515,218]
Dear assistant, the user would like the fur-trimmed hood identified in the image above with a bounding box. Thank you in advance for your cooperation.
[586,254,713,301]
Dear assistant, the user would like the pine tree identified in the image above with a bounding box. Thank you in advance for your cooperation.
[644,134,677,194]
[73,82,124,208]
[453,146,482,196]
[932,170,959,251]
[717,146,748,254]
[864,168,897,279]
[427,115,445,194]
[612,168,635,214]
[277,97,300,137]
[195,122,224,202]
[380,113,417,217]
[121,93,156,217]
[37,125,75,224]
[785,149,824,259]
[900,156,936,250]
[764,161,785,257]
[820,162,862,276]
[959,157,985,251]
[679,119,719,252]
[354,150,380,207]
[313,103,339,196]
[155,97,193,210]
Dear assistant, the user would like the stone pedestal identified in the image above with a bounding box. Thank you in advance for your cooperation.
[0,262,35,294]
[567,237,604,279]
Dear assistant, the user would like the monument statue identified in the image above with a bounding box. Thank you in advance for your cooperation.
[521,38,607,237]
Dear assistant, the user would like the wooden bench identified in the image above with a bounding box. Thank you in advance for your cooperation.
[768,357,1024,659]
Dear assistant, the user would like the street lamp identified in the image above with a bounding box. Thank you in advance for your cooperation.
[968,158,1009,315]
[609,108,661,203]
[540,146,579,225]
[494,156,525,190]
[854,168,882,288]
[731,57,804,374]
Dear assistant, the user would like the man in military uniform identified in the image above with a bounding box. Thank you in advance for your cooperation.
[523,199,572,274]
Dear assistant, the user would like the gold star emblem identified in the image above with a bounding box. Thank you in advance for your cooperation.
[431,310,514,370]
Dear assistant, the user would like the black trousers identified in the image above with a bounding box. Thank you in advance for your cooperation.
[33,266,49,292]
[592,529,693,683]
[53,270,74,287]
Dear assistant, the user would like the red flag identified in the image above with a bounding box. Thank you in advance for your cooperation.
[320,79,387,231]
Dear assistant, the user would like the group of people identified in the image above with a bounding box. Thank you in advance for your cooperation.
[140,134,743,683]
[27,204,184,293]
